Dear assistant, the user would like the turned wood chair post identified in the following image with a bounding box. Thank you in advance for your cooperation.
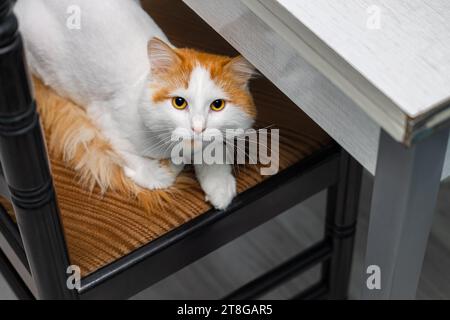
[0,0,76,300]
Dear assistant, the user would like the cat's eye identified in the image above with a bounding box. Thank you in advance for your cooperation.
[210,99,225,111]
[172,97,188,110]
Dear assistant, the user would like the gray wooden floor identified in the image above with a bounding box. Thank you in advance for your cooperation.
[1,171,449,299]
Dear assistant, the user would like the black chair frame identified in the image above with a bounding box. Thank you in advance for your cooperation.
[0,1,362,300]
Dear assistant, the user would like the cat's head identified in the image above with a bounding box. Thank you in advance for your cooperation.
[141,37,257,148]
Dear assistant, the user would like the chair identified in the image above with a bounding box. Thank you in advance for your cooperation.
[0,0,362,299]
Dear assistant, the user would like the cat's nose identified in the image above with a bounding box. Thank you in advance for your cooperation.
[192,115,205,134]
[192,126,205,134]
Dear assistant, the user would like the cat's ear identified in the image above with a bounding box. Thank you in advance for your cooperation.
[148,37,180,75]
[225,55,257,86]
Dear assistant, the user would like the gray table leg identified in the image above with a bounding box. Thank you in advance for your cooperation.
[362,129,449,299]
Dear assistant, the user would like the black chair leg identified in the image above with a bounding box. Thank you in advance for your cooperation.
[322,150,363,299]
[0,1,77,299]
[0,250,34,300]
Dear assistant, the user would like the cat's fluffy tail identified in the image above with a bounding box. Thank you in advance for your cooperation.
[34,77,139,195]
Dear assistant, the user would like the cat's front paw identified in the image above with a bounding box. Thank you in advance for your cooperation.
[124,158,180,190]
[204,174,237,210]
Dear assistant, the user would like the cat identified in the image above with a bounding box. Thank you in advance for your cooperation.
[14,0,256,209]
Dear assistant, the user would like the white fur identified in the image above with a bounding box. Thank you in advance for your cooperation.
[14,0,253,209]
[195,163,236,211]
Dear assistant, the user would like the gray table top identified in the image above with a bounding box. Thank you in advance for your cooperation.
[252,0,450,143]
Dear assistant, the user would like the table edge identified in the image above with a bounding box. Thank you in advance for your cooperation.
[249,0,450,145]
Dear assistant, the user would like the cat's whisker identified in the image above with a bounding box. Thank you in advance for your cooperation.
[162,140,177,158]
[224,143,241,176]
[256,124,276,130]
[144,135,174,151]
[138,139,168,154]
[223,138,257,169]
[232,143,258,166]
[127,131,176,141]
[141,135,175,156]
[231,137,275,154]
[218,124,276,141]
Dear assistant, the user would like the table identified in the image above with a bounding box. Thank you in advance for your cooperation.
[183,0,450,299]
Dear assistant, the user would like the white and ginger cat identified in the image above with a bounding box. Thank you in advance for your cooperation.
[14,0,256,209]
